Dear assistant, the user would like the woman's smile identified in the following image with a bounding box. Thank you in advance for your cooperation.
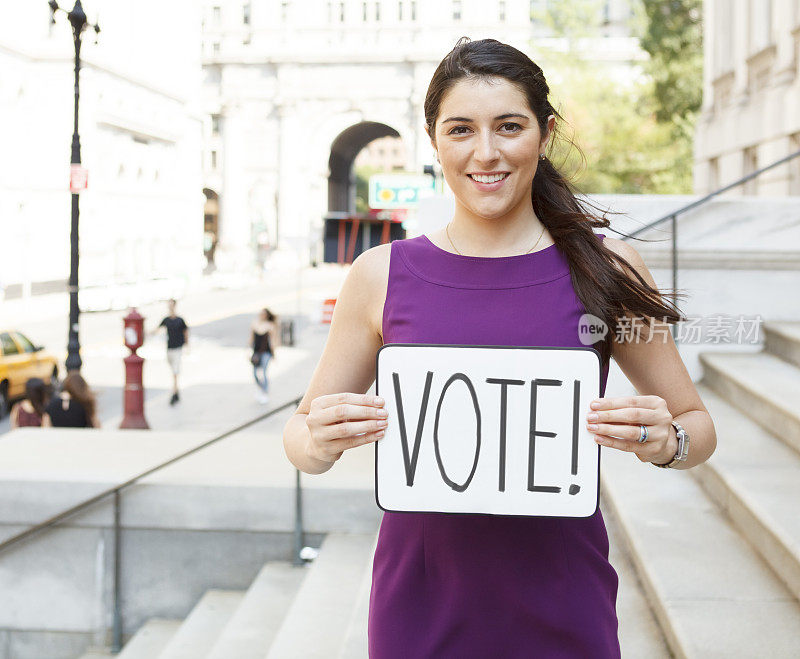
[467,171,511,191]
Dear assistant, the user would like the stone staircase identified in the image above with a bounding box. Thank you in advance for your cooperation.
[78,528,677,659]
[77,533,376,659]
[76,323,800,659]
[601,320,800,658]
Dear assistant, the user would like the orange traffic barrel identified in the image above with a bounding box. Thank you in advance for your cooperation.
[322,298,337,324]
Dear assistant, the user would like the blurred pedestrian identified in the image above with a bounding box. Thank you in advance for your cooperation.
[9,377,50,428]
[155,298,189,405]
[250,308,277,404]
[43,373,99,428]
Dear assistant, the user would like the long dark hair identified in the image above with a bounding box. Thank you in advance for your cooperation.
[424,37,686,366]
[61,373,97,426]
[25,378,49,417]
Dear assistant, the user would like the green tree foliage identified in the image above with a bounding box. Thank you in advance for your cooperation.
[530,0,702,194]
[355,165,383,214]
[639,0,703,128]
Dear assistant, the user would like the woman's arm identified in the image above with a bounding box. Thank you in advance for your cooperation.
[9,403,19,430]
[283,244,390,474]
[599,237,717,469]
[41,413,52,428]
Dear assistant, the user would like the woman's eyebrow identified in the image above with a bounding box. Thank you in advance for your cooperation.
[442,113,530,124]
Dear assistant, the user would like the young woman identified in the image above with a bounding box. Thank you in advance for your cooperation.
[251,308,277,404]
[43,373,99,429]
[283,38,716,658]
[9,378,49,429]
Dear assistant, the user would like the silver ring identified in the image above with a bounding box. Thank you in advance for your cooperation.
[637,424,648,443]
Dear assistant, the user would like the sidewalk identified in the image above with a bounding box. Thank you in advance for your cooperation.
[103,321,333,434]
[0,262,347,333]
[0,262,350,436]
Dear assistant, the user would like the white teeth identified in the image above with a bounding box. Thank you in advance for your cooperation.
[469,173,508,183]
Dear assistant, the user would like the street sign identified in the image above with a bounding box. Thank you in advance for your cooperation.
[368,173,435,209]
[70,165,88,194]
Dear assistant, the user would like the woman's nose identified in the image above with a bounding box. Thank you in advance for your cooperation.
[474,133,500,162]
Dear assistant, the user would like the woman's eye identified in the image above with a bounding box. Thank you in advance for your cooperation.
[447,123,521,135]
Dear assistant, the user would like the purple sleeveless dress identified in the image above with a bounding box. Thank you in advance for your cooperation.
[369,233,620,658]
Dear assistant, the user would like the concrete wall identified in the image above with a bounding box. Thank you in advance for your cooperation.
[0,428,379,658]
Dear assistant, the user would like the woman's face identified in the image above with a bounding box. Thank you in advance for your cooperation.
[431,76,554,221]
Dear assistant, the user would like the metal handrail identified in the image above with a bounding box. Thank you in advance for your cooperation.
[0,395,304,652]
[617,148,800,340]
[625,148,800,239]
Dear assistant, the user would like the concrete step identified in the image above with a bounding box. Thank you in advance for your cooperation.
[338,538,377,659]
[700,350,800,456]
[77,650,113,659]
[118,619,182,659]
[691,384,800,602]
[266,533,378,659]
[207,562,307,659]
[764,321,800,369]
[158,590,245,659]
[601,496,672,658]
[600,446,800,658]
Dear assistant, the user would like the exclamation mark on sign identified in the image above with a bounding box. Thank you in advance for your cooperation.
[569,379,581,495]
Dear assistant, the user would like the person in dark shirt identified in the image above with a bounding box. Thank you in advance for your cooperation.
[10,377,50,429]
[250,308,277,404]
[42,373,98,428]
[156,298,189,405]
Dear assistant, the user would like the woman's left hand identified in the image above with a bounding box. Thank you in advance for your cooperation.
[586,395,674,464]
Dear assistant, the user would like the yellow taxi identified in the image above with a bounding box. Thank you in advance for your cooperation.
[0,330,59,417]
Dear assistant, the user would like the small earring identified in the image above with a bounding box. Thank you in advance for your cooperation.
[539,153,546,161]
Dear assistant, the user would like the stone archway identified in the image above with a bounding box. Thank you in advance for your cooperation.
[328,121,401,213]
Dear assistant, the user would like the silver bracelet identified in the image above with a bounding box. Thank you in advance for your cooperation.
[652,420,690,468]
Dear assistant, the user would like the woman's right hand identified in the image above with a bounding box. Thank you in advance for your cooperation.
[304,392,388,464]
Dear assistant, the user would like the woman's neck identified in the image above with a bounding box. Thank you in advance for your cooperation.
[448,198,549,257]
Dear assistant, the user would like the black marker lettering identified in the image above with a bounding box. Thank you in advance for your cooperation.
[486,377,524,492]
[433,373,481,492]
[528,378,561,494]
[570,379,581,495]
[392,370,433,487]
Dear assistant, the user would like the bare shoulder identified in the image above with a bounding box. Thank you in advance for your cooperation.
[350,242,392,339]
[601,236,643,265]
[352,241,391,280]
[348,242,392,297]
[600,236,654,286]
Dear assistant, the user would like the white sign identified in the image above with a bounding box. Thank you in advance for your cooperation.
[375,344,601,518]
[368,173,435,209]
[124,326,138,346]
[70,164,88,194]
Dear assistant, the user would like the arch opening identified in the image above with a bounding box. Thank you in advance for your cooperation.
[328,121,401,213]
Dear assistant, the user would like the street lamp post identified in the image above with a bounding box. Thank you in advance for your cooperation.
[48,1,100,373]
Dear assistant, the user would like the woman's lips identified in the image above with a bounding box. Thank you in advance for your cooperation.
[467,172,510,191]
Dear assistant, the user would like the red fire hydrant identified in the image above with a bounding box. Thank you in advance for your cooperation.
[120,308,149,429]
